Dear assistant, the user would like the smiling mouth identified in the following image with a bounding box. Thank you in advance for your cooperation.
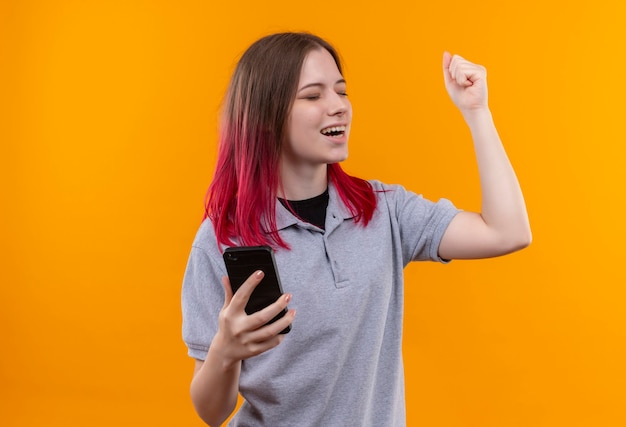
[320,125,347,137]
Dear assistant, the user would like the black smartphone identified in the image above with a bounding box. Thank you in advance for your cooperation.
[223,245,290,334]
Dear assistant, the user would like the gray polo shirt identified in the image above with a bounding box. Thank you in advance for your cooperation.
[182,180,459,426]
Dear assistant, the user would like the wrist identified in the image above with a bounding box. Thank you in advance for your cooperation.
[461,106,493,127]
[208,333,240,372]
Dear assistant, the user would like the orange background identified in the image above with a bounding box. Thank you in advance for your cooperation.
[2,1,625,426]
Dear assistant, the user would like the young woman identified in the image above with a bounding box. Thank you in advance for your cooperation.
[182,32,531,426]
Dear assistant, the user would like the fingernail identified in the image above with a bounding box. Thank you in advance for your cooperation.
[255,270,264,278]
[284,293,292,303]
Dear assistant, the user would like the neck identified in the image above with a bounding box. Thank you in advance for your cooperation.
[279,163,328,201]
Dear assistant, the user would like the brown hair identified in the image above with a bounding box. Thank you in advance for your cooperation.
[206,32,375,249]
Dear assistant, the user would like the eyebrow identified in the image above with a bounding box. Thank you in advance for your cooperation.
[297,79,346,93]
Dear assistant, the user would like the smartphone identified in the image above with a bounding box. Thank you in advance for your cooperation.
[223,245,290,334]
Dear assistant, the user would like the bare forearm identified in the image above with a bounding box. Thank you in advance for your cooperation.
[190,345,241,426]
[464,107,531,245]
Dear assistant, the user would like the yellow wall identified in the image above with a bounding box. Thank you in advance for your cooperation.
[2,1,625,426]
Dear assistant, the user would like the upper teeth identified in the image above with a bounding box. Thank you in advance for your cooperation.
[321,126,346,135]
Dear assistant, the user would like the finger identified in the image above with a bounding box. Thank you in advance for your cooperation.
[448,54,463,83]
[451,56,485,87]
[229,270,265,311]
[248,292,293,330]
[455,64,475,87]
[249,308,296,343]
[221,276,234,309]
[243,333,286,358]
[459,65,485,87]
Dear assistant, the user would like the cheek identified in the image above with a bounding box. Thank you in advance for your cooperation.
[289,107,319,134]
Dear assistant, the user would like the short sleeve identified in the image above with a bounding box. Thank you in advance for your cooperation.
[376,182,460,265]
[181,221,227,360]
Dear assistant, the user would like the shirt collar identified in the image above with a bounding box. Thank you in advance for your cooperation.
[274,181,354,231]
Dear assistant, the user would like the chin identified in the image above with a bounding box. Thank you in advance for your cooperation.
[326,156,348,165]
[331,148,349,163]
[327,153,348,164]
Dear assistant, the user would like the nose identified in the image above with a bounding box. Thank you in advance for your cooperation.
[327,92,350,116]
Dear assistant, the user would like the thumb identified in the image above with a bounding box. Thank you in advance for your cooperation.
[442,51,453,85]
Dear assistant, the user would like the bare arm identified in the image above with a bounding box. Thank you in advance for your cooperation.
[190,356,240,427]
[190,272,295,426]
[437,52,531,260]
